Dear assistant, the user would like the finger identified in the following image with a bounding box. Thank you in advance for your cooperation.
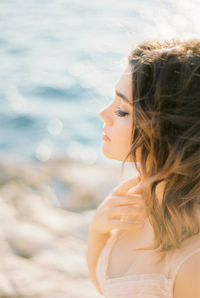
[111,176,141,196]
[127,182,143,195]
[107,194,144,207]
[109,205,146,218]
[109,219,144,230]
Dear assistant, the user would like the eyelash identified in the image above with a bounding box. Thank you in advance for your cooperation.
[114,107,129,117]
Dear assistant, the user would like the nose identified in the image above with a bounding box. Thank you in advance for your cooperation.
[99,105,113,125]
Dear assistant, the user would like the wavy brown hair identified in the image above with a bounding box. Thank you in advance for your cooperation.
[122,39,200,262]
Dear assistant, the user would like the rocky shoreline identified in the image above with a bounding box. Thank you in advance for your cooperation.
[0,155,136,297]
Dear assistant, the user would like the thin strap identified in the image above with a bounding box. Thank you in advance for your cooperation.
[170,247,200,282]
[163,251,170,276]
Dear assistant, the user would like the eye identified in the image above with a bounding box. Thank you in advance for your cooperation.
[114,107,129,117]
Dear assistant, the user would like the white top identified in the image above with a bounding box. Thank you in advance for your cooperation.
[96,222,200,298]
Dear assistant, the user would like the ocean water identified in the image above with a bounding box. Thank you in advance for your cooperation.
[0,0,199,164]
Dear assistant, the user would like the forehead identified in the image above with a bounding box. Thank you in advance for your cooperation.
[115,64,132,101]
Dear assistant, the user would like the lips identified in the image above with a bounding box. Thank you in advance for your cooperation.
[102,129,111,141]
[102,134,111,141]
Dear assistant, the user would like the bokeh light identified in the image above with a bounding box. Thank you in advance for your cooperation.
[48,119,63,136]
[36,141,53,162]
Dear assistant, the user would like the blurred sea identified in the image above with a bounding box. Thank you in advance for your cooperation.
[0,0,199,164]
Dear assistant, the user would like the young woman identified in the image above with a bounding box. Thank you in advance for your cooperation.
[86,39,200,298]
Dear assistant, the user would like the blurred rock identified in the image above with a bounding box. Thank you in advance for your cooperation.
[6,222,55,258]
[0,273,17,297]
[0,155,137,297]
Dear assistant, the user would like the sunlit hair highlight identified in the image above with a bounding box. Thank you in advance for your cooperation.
[121,39,200,262]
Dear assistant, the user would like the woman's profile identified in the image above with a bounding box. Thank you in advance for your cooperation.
[87,39,200,298]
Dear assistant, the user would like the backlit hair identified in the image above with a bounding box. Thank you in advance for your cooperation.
[122,39,200,262]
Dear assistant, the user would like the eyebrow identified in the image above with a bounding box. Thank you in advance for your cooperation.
[115,90,132,106]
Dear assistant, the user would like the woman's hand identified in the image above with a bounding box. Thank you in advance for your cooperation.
[90,176,147,235]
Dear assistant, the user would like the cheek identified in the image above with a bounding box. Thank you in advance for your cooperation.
[116,118,132,140]
[112,119,132,149]
[101,117,133,161]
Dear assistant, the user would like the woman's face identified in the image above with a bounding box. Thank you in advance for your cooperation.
[99,65,134,162]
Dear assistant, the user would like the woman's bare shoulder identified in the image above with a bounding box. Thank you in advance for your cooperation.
[173,251,200,298]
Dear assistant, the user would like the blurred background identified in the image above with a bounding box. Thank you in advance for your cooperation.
[0,0,199,297]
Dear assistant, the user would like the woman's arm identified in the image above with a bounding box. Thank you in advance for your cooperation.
[86,227,110,295]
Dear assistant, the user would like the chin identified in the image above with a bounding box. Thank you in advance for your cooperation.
[102,149,119,161]
[102,147,132,163]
